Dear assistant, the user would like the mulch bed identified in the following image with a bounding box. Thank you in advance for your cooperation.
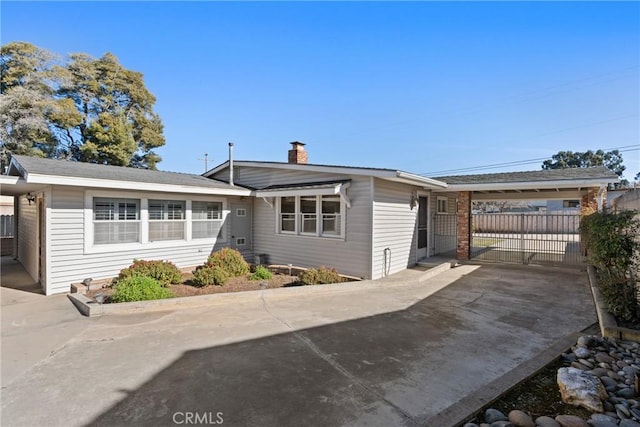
[85,273,313,303]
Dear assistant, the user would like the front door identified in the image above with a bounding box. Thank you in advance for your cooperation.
[230,201,251,253]
[417,196,428,260]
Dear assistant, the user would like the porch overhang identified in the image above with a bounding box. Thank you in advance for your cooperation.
[0,176,49,196]
[254,180,352,208]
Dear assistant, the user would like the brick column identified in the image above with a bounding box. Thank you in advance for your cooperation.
[581,187,599,216]
[456,191,472,260]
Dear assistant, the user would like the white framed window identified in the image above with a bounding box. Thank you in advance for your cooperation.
[279,196,296,233]
[236,237,246,246]
[276,195,344,238]
[192,201,223,239]
[93,198,141,245]
[148,200,186,241]
[437,197,448,214]
[236,208,247,217]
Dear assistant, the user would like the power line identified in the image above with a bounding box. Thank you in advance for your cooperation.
[421,145,640,176]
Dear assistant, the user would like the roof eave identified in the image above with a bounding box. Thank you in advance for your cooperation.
[439,177,619,192]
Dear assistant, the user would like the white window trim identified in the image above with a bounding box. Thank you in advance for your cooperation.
[275,194,346,240]
[84,190,228,254]
[437,196,449,214]
[192,200,225,241]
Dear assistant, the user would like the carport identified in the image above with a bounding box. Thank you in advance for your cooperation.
[433,166,619,267]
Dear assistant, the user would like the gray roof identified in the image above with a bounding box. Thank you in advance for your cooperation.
[10,155,243,190]
[435,167,619,185]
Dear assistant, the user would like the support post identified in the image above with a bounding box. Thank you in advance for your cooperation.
[456,191,472,261]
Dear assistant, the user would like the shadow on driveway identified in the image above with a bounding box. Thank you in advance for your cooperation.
[85,264,595,427]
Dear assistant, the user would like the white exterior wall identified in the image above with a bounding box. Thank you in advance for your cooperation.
[252,176,372,279]
[371,179,422,279]
[17,193,38,282]
[47,186,237,295]
[212,167,373,279]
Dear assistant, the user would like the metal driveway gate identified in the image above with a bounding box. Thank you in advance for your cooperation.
[471,213,585,267]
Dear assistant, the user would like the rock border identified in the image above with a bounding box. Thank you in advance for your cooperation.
[67,261,454,317]
[587,265,640,342]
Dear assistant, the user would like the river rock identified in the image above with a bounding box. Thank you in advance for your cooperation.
[557,367,608,412]
[554,414,589,427]
[578,336,596,347]
[620,420,640,427]
[484,408,508,424]
[574,347,591,359]
[535,416,561,427]
[507,410,534,427]
[597,353,617,364]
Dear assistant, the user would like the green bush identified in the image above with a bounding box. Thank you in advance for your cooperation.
[250,265,273,281]
[207,247,250,277]
[191,265,229,287]
[581,210,640,322]
[111,276,174,303]
[299,266,343,286]
[117,259,183,287]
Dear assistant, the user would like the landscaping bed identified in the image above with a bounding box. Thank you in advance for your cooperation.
[86,271,304,303]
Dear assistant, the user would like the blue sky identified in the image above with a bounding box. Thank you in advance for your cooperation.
[2,1,639,180]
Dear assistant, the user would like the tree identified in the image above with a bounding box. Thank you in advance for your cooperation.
[541,149,628,187]
[0,42,165,170]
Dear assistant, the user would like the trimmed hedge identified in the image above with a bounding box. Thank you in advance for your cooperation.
[207,248,250,277]
[191,265,229,287]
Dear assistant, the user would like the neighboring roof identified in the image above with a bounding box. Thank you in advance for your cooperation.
[205,160,448,189]
[435,166,618,185]
[5,155,252,196]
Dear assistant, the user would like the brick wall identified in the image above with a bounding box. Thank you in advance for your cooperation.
[456,191,472,260]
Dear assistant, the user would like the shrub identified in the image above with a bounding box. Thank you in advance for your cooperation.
[111,276,174,303]
[581,210,640,322]
[191,265,229,287]
[207,247,250,277]
[250,265,273,281]
[299,266,343,286]
[117,259,183,287]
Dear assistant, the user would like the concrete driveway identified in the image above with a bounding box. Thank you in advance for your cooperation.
[1,263,595,427]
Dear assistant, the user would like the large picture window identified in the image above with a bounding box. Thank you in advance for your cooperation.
[148,200,186,241]
[192,201,223,239]
[93,198,141,244]
[277,195,344,238]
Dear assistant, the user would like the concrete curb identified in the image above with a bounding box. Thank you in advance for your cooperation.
[587,265,640,341]
[68,261,454,317]
[422,329,589,427]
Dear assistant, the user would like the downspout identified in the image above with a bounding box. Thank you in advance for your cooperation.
[228,142,234,186]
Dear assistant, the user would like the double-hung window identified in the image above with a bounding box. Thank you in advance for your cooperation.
[437,197,448,214]
[280,197,296,233]
[93,198,140,244]
[192,201,223,239]
[148,200,186,241]
[277,195,344,238]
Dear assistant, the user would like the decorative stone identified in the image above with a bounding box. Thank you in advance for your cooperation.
[617,403,632,418]
[589,419,620,427]
[578,359,595,369]
[507,410,534,427]
[574,347,591,359]
[578,336,596,347]
[484,408,508,424]
[618,387,638,399]
[463,423,480,427]
[591,368,610,377]
[597,353,617,364]
[489,421,514,427]
[535,416,561,427]
[554,414,589,427]
[557,367,608,412]
[621,420,640,427]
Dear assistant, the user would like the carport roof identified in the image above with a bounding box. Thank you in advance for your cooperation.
[433,166,619,199]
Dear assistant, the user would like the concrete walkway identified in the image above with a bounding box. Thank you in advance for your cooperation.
[1,263,596,427]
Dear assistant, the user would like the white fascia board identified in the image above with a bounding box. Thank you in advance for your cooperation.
[0,175,20,185]
[438,178,618,192]
[24,173,252,196]
[393,171,448,189]
[255,182,345,198]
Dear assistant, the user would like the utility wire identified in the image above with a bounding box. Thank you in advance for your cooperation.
[422,145,640,176]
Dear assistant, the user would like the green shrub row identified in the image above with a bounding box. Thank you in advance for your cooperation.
[581,210,640,322]
[111,276,174,303]
[299,266,343,286]
[117,259,182,287]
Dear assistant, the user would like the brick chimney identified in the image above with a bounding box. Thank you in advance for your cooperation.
[288,141,308,164]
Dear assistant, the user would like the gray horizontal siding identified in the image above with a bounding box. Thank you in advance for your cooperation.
[17,194,38,283]
[252,176,371,279]
[372,179,422,279]
[47,186,236,294]
[213,166,351,189]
